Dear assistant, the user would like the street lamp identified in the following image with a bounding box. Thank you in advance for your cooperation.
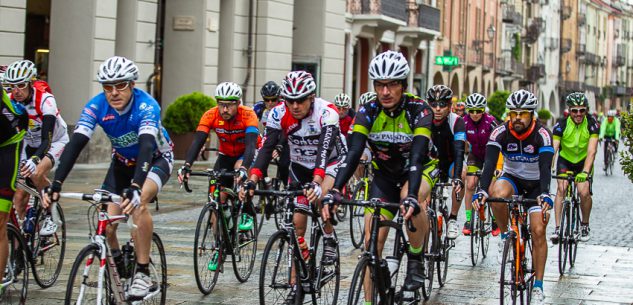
[487,25,496,41]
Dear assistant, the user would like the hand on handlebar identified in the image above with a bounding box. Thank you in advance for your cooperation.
[321,189,343,222]
[120,185,142,214]
[400,195,420,221]
[471,189,488,211]
[177,164,191,185]
[41,180,62,209]
[239,179,257,201]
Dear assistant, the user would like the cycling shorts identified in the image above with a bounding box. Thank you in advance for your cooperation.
[0,142,22,213]
[212,153,244,189]
[289,160,341,213]
[466,154,484,174]
[497,173,540,213]
[556,156,592,177]
[102,152,173,195]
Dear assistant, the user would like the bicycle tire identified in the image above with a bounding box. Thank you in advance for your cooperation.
[481,206,492,259]
[558,200,570,276]
[499,236,518,305]
[421,213,436,301]
[313,230,340,305]
[5,224,28,305]
[255,196,266,236]
[568,201,580,268]
[437,213,449,287]
[470,208,481,267]
[31,201,66,288]
[64,244,109,305]
[193,204,222,295]
[349,182,366,250]
[259,230,293,305]
[148,233,168,305]
[347,256,378,305]
[232,206,258,283]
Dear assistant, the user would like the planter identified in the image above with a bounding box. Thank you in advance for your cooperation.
[168,131,195,160]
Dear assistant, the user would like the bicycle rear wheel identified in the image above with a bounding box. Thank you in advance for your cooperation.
[64,244,109,305]
[4,224,28,305]
[350,182,366,250]
[421,213,436,300]
[144,233,167,305]
[232,206,258,283]
[314,231,340,305]
[347,256,379,305]
[259,230,293,305]
[568,202,580,268]
[558,201,570,276]
[193,204,223,295]
[499,236,518,305]
[470,208,481,266]
[31,201,66,288]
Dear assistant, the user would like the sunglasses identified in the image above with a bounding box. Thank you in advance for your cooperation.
[6,82,29,90]
[570,108,586,114]
[284,95,311,105]
[217,101,238,109]
[429,101,450,108]
[264,98,278,103]
[468,108,485,114]
[374,80,402,91]
[102,82,130,93]
[508,110,533,120]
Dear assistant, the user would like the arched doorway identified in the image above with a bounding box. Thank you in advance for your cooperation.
[463,74,470,97]
[473,77,479,94]
[433,71,444,86]
[450,73,460,98]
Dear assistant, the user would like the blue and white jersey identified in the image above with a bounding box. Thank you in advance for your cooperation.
[75,88,173,160]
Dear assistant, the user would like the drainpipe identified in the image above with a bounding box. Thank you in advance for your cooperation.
[241,0,255,104]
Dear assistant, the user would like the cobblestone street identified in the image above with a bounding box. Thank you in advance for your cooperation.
[27,145,633,304]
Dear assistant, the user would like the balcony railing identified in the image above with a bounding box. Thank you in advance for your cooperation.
[560,80,585,92]
[584,52,599,65]
[467,49,481,66]
[576,43,586,56]
[526,64,546,82]
[502,4,522,25]
[511,58,525,76]
[496,56,512,74]
[524,18,544,44]
[615,86,627,96]
[616,56,626,67]
[561,38,572,53]
[359,0,407,22]
[418,3,440,32]
[483,52,494,71]
[561,5,571,20]
[578,13,586,26]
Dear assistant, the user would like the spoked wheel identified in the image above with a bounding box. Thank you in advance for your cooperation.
[144,233,168,305]
[394,254,421,305]
[421,213,436,301]
[255,195,266,236]
[259,230,293,305]
[437,214,450,287]
[470,208,481,266]
[4,224,28,305]
[499,237,517,305]
[31,201,66,288]
[64,244,108,305]
[347,257,378,305]
[193,204,223,295]
[481,207,492,259]
[350,183,366,250]
[314,232,340,305]
[568,203,580,268]
[558,201,570,276]
[232,206,258,283]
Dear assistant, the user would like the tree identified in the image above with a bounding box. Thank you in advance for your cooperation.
[487,90,510,121]
[620,112,633,183]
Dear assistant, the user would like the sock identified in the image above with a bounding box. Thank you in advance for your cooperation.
[408,245,423,260]
[323,231,333,239]
[137,263,150,276]
[465,209,472,222]
[533,280,543,290]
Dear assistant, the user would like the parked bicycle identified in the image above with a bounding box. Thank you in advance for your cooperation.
[553,173,589,275]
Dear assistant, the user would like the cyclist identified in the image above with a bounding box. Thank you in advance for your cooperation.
[324,50,435,293]
[357,91,376,109]
[4,60,69,236]
[0,83,28,293]
[462,93,500,236]
[240,70,346,300]
[333,93,355,136]
[426,85,466,240]
[43,56,173,299]
[550,92,598,243]
[453,100,466,117]
[599,109,621,170]
[177,82,259,261]
[472,89,554,304]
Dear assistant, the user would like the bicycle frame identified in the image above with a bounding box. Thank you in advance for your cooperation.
[429,182,454,253]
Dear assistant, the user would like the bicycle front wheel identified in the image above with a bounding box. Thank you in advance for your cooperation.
[64,244,109,305]
[4,224,28,305]
[347,256,378,305]
[193,204,222,295]
[31,201,66,288]
[314,231,340,305]
[437,213,449,287]
[569,202,580,268]
[350,182,366,250]
[232,207,258,283]
[144,233,167,305]
[259,230,293,305]
[421,213,436,300]
[499,236,518,305]
[558,201,570,276]
[470,208,481,266]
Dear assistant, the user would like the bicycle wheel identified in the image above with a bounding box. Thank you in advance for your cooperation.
[481,206,492,259]
[3,224,28,305]
[142,233,167,305]
[605,148,612,176]
[335,185,351,222]
[437,212,449,287]
[232,207,258,283]
[255,196,266,236]
[568,202,580,268]
[470,208,481,266]
[313,231,340,305]
[421,213,436,300]
[500,236,518,305]
[64,244,110,305]
[31,201,66,288]
[394,254,421,305]
[347,256,378,305]
[350,182,366,250]
[558,201,570,276]
[259,230,293,305]
[193,204,223,295]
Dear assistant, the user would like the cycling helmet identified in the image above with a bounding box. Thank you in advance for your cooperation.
[425,85,453,102]
[281,71,316,100]
[607,109,617,117]
[333,93,352,108]
[506,89,538,110]
[454,101,465,111]
[565,92,588,107]
[368,50,410,80]
[466,93,487,109]
[358,92,377,106]
[4,60,37,84]
[260,81,281,99]
[215,82,242,101]
[97,56,139,83]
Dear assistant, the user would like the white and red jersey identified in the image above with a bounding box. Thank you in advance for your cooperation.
[11,91,68,148]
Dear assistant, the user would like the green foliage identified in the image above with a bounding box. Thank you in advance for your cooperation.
[620,112,633,183]
[163,92,216,135]
[511,33,522,61]
[537,109,552,120]
[487,90,510,121]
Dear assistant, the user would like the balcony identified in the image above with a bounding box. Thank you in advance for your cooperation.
[357,0,408,23]
[578,13,586,26]
[615,56,626,67]
[576,43,586,56]
[561,5,571,20]
[502,4,522,25]
[496,56,512,75]
[466,49,482,67]
[511,58,525,77]
[560,80,585,91]
[524,18,544,44]
[526,64,546,82]
[418,3,440,32]
[561,38,572,53]
[615,86,627,96]
[584,52,599,65]
[483,52,494,72]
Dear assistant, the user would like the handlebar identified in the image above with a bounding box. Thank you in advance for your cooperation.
[58,191,122,204]
[486,197,538,205]
[253,189,304,197]
[182,169,240,193]
[338,198,417,232]
[552,175,593,182]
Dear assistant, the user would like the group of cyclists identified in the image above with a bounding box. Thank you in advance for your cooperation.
[0,49,623,304]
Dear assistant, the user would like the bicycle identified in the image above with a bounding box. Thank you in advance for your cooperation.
[254,157,287,233]
[183,168,258,295]
[1,223,29,304]
[10,177,66,288]
[604,139,616,176]
[61,189,167,305]
[427,181,454,291]
[486,196,538,305]
[553,173,589,276]
[465,171,492,267]
[348,159,373,250]
[257,186,340,305]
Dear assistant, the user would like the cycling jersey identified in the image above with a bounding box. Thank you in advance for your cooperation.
[430,113,466,178]
[0,90,27,212]
[464,113,497,162]
[599,117,621,140]
[10,90,68,152]
[339,113,354,136]
[251,97,346,179]
[75,88,173,161]
[552,115,599,164]
[196,105,260,157]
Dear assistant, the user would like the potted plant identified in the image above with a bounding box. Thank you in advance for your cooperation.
[487,90,511,121]
[537,108,552,127]
[163,92,215,159]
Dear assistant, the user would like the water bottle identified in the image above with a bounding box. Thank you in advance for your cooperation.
[385,256,399,288]
[122,242,135,278]
[297,236,310,261]
[223,206,233,229]
[437,214,443,237]
[23,197,36,233]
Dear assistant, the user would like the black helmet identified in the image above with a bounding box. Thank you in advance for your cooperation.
[565,92,588,108]
[425,85,453,102]
[260,81,281,99]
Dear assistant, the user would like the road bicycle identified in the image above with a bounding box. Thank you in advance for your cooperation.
[427,181,454,292]
[487,196,538,305]
[1,223,29,304]
[553,173,589,275]
[62,189,167,305]
[183,169,257,295]
[341,198,421,305]
[604,139,616,176]
[257,187,340,305]
[465,171,492,267]
[348,159,373,249]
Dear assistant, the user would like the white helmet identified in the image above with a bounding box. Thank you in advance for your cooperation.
[333,93,351,108]
[607,109,617,117]
[358,92,377,106]
[368,50,410,80]
[97,56,139,83]
[281,71,316,100]
[466,93,487,109]
[506,89,538,110]
[215,82,242,101]
[4,60,37,84]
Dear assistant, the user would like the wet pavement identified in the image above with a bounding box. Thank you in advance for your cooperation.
[26,145,633,304]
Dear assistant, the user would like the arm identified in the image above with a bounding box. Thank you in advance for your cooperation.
[313,124,340,180]
[31,115,56,162]
[552,139,560,170]
[451,118,466,179]
[406,135,431,196]
[249,127,281,181]
[53,133,90,183]
[479,145,501,194]
[583,137,598,173]
[131,134,155,187]
[599,119,606,139]
[615,118,621,140]
[184,131,209,166]
[332,132,367,190]
[538,149,554,194]
[241,131,259,168]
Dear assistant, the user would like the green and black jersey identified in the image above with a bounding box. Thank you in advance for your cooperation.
[0,89,28,212]
[552,115,599,164]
